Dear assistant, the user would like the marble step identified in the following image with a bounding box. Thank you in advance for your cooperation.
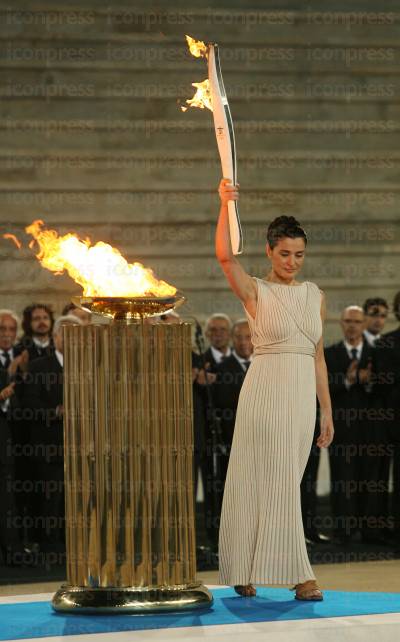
[2,40,400,73]
[1,69,400,103]
[1,151,400,189]
[1,97,400,121]
[0,119,399,152]
[2,0,399,10]
[0,188,397,223]
[1,9,400,45]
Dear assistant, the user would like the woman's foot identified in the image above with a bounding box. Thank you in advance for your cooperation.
[234,584,256,597]
[291,579,323,601]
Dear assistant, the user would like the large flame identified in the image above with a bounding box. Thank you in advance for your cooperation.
[185,35,208,58]
[181,35,213,112]
[23,220,176,297]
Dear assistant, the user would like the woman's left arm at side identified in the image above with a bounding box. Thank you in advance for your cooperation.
[315,290,334,448]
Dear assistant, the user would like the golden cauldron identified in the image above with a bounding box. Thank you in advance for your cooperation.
[52,296,213,613]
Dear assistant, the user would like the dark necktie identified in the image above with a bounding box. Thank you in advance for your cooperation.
[243,361,251,371]
[351,348,358,361]
[1,351,11,369]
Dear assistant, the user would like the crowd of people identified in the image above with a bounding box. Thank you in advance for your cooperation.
[0,302,89,565]
[0,292,399,566]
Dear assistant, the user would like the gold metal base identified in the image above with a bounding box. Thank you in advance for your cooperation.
[55,322,205,616]
[52,583,213,614]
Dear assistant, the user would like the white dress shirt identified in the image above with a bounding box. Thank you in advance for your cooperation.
[343,339,363,389]
[0,348,13,367]
[363,329,380,346]
[232,350,252,372]
[33,337,50,349]
[210,345,231,365]
[343,340,363,361]
[0,347,14,413]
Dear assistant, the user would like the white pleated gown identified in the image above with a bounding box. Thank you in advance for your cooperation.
[218,278,323,585]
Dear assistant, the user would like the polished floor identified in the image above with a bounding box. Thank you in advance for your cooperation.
[1,561,400,642]
[2,559,400,596]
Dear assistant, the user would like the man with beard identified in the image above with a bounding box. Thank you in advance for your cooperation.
[24,314,81,553]
[16,304,55,362]
[363,297,389,347]
[13,304,55,546]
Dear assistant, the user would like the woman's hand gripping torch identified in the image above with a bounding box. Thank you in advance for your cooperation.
[182,37,243,255]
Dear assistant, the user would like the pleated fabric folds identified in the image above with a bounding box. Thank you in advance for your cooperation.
[218,278,322,585]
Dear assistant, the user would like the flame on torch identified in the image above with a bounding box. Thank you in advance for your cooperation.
[181,35,213,112]
[181,80,212,112]
[185,35,208,58]
[18,220,176,298]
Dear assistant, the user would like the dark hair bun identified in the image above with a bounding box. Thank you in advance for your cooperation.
[267,215,307,248]
[269,215,301,229]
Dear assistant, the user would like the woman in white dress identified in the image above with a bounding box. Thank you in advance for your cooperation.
[216,179,334,600]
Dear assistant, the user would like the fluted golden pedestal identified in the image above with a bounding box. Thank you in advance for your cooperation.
[52,318,212,613]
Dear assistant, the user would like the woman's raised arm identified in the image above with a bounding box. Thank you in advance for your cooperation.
[215,179,257,318]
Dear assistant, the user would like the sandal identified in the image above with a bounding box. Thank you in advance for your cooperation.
[290,579,323,601]
[234,584,256,597]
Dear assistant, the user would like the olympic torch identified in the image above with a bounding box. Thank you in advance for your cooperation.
[183,37,243,255]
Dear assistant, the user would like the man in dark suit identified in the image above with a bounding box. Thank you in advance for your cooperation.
[192,313,232,551]
[302,298,390,547]
[213,319,252,457]
[206,319,253,545]
[14,303,56,536]
[24,314,81,552]
[375,291,400,543]
[0,309,28,564]
[325,305,379,544]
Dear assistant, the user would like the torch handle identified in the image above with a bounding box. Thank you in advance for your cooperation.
[228,199,243,256]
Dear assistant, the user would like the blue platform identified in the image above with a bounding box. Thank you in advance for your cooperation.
[1,587,400,641]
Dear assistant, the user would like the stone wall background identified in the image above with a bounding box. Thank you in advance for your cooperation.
[1,0,399,341]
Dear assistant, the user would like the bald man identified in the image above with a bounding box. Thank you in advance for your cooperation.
[324,306,380,544]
